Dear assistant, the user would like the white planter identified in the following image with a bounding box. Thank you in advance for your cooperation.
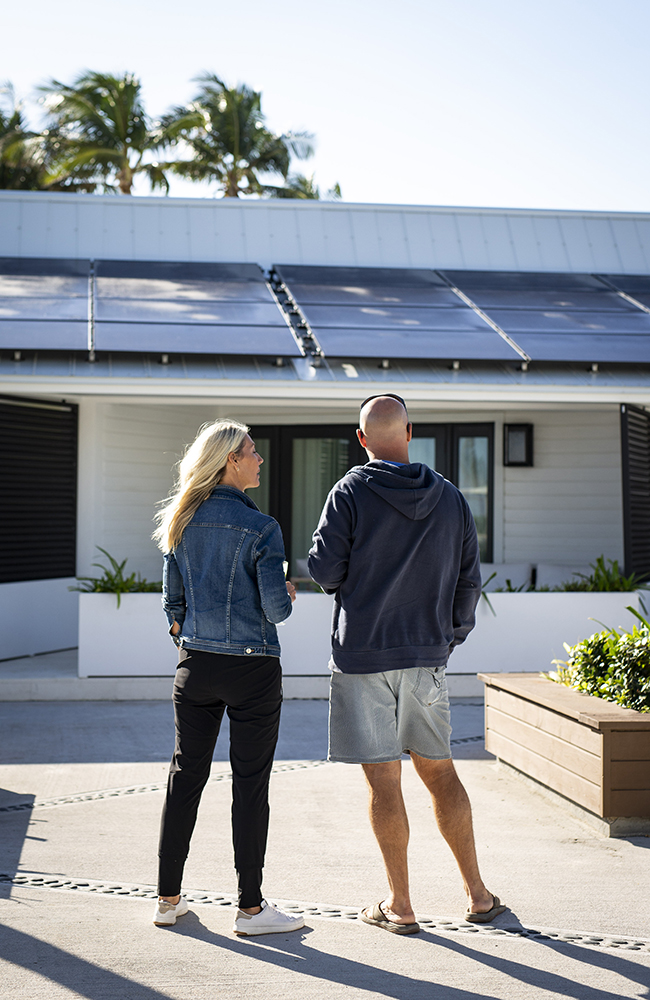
[78,593,177,677]
[78,590,641,681]
[77,590,335,678]
[450,592,643,675]
[278,592,334,675]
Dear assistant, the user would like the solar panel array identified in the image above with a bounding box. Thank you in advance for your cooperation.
[93,260,299,356]
[273,265,520,361]
[444,270,650,363]
[0,259,301,357]
[2,257,650,363]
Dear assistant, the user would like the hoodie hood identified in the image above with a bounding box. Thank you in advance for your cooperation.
[348,460,446,520]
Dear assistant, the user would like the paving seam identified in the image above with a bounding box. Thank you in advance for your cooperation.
[2,873,648,953]
[0,759,332,813]
[0,740,486,814]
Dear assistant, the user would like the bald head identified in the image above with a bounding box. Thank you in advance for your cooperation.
[358,396,412,462]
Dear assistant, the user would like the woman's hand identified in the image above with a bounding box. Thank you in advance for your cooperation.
[286,581,296,604]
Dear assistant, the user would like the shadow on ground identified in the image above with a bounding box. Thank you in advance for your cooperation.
[0,701,488,764]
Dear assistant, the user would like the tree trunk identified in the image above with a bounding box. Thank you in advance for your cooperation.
[117,160,133,195]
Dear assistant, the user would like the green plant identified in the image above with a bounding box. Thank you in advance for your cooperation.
[553,555,644,592]
[70,547,161,607]
[495,578,534,593]
[547,603,650,712]
[480,571,497,616]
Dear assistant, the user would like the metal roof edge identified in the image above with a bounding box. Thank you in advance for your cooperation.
[1,375,649,407]
[1,190,649,223]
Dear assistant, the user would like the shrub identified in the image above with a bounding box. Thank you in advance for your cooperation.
[553,555,643,592]
[548,605,650,712]
[70,547,162,607]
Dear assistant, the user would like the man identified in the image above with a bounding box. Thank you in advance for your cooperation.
[308,394,505,935]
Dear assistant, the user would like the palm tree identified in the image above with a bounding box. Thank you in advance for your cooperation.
[266,173,342,200]
[164,74,314,197]
[38,71,172,194]
[0,82,47,190]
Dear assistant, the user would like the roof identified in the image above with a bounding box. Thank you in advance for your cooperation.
[2,192,650,274]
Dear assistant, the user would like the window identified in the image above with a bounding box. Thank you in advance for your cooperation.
[250,421,493,572]
[249,425,363,577]
[0,394,78,583]
[411,424,494,562]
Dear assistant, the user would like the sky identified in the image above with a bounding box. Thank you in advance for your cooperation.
[3,0,649,211]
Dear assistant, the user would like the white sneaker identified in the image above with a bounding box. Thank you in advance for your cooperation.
[234,899,305,936]
[153,896,189,926]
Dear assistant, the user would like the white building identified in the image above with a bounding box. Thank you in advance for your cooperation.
[1,192,649,692]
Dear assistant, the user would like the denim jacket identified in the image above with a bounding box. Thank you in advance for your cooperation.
[162,485,292,657]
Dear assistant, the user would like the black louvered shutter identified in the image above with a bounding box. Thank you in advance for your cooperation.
[621,403,650,580]
[0,395,78,583]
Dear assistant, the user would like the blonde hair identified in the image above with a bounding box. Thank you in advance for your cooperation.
[153,419,249,553]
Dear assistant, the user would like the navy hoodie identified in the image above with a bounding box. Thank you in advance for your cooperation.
[308,460,481,674]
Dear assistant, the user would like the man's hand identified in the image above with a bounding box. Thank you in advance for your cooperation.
[171,621,180,636]
[286,581,297,604]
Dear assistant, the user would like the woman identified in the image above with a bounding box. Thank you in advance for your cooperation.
[151,419,303,936]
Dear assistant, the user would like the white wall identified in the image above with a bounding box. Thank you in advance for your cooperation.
[1,578,78,660]
[78,399,220,580]
[76,400,625,584]
[500,407,624,566]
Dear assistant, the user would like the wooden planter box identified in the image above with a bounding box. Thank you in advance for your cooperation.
[479,672,650,836]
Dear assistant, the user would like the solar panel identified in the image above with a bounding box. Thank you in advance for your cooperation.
[487,310,650,335]
[274,265,521,360]
[446,270,650,363]
[510,334,650,364]
[603,274,650,294]
[94,260,299,356]
[602,274,650,312]
[0,257,89,351]
[445,271,606,291]
[96,323,299,355]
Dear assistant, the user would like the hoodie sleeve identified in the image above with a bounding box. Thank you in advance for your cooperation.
[450,500,482,650]
[308,485,354,595]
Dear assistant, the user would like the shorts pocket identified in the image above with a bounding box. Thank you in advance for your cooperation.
[413,667,444,706]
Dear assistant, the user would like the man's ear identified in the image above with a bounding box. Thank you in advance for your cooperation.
[406,422,413,442]
[356,427,366,446]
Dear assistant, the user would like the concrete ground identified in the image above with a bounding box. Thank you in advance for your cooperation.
[0,697,648,1000]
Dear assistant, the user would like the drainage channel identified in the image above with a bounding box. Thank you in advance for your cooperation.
[0,740,486,815]
[0,759,331,814]
[2,873,648,954]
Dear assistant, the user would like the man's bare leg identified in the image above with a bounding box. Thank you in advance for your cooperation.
[362,760,416,924]
[411,754,495,914]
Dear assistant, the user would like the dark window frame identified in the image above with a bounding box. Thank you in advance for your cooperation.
[250,423,364,571]
[413,422,494,562]
[250,420,493,569]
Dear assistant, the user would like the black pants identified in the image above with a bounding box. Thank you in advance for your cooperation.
[157,648,282,908]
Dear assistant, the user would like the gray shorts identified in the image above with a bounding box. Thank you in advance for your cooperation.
[328,666,451,764]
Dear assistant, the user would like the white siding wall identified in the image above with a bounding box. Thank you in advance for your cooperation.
[77,401,624,584]
[501,408,624,566]
[78,401,222,580]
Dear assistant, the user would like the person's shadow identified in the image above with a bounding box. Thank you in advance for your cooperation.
[172,911,650,1000]
[1,909,648,1000]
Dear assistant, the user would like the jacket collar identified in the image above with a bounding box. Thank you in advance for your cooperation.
[210,485,260,511]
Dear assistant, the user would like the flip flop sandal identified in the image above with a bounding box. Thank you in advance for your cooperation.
[465,893,507,923]
[360,902,420,935]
